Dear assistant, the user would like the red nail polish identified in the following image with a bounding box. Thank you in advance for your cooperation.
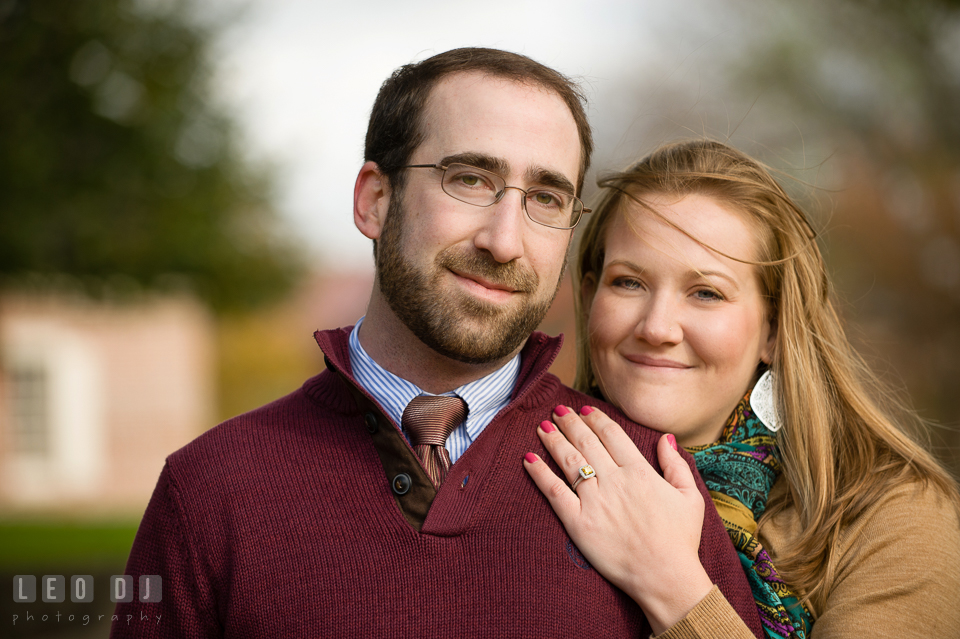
[667,434,678,451]
[540,420,556,433]
[554,405,570,416]
[580,406,594,415]
[524,452,538,464]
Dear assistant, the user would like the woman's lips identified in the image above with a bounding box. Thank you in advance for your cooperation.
[623,354,691,369]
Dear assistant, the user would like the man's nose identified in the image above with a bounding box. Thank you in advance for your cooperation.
[473,188,526,263]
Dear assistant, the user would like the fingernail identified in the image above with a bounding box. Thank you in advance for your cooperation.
[667,434,678,451]
[524,452,538,464]
[540,420,556,433]
[580,406,594,415]
[554,405,570,416]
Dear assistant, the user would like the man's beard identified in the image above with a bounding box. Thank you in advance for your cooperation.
[375,194,564,364]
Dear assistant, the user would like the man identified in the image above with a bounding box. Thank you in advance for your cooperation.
[112,48,762,638]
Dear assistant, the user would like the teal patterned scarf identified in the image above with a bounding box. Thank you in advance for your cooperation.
[687,390,814,639]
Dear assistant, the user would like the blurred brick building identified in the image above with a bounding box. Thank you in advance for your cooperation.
[0,292,214,514]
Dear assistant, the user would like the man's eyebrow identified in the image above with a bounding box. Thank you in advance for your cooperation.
[525,166,576,196]
[439,153,577,195]
[439,153,509,176]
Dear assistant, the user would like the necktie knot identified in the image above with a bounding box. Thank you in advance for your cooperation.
[401,395,467,487]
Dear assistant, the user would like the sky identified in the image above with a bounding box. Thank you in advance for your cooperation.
[203,0,763,268]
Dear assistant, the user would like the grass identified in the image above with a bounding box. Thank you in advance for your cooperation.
[0,520,140,570]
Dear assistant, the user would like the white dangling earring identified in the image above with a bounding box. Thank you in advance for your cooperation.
[750,369,782,432]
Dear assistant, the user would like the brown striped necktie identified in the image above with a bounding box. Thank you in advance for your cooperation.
[401,395,468,487]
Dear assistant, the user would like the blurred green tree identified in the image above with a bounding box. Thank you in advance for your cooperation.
[732,0,960,469]
[0,0,304,311]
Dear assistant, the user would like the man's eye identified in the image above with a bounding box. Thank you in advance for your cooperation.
[529,190,564,208]
[535,192,556,205]
[448,171,493,190]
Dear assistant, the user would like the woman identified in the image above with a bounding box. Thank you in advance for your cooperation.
[523,140,960,638]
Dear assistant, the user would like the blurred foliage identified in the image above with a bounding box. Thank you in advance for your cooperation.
[0,0,304,311]
[731,0,960,469]
[217,307,319,422]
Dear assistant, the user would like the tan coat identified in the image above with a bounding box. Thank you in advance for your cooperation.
[658,478,960,638]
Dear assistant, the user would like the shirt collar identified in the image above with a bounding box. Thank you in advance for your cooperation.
[347,316,520,437]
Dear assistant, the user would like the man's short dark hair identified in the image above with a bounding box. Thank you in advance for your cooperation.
[365,47,594,196]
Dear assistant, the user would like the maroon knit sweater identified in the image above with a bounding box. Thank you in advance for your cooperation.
[112,328,763,638]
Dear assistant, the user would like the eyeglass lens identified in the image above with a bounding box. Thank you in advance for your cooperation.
[440,163,582,229]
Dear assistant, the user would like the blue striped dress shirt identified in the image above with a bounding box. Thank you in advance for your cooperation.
[347,317,520,463]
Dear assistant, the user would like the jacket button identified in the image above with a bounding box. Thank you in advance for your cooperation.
[392,473,412,495]
[364,412,378,433]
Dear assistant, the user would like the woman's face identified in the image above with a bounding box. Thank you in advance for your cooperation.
[583,193,775,447]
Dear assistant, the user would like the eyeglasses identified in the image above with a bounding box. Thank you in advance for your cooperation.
[402,163,590,230]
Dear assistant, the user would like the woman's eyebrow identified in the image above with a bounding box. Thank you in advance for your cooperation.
[605,259,644,273]
[605,260,742,290]
[686,269,741,291]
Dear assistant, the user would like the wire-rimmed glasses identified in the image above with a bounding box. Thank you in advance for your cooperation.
[402,163,590,230]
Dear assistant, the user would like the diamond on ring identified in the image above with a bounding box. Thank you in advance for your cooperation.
[571,464,597,491]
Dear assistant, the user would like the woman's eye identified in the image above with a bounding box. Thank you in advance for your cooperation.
[694,288,723,301]
[612,277,641,290]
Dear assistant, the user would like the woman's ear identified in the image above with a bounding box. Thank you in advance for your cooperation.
[354,161,392,240]
[760,313,777,365]
[580,272,598,317]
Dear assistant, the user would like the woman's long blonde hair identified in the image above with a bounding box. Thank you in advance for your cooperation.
[573,139,960,613]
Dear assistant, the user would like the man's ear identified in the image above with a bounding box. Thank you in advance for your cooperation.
[580,272,598,317]
[354,161,392,240]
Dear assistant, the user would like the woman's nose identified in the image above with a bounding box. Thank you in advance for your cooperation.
[634,294,682,345]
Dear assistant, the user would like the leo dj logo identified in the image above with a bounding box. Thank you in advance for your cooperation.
[12,575,162,603]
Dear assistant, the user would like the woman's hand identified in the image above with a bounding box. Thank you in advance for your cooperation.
[523,405,714,635]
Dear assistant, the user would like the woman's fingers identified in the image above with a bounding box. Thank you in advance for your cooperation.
[540,407,695,507]
[545,404,654,475]
[657,433,699,497]
[552,405,611,469]
[576,406,649,468]
[535,420,600,495]
[522,452,582,521]
[537,406,615,487]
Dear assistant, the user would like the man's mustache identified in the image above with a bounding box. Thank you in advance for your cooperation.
[437,248,539,294]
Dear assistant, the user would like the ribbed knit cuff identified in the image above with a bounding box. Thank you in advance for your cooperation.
[651,585,753,639]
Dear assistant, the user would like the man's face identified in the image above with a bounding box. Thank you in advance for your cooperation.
[375,72,581,364]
